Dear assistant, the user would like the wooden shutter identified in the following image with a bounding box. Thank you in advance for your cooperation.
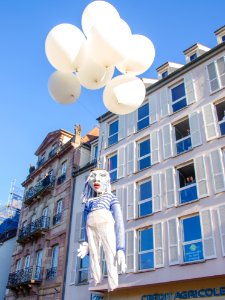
[207,61,220,92]
[153,222,164,268]
[127,183,135,220]
[70,250,77,284]
[165,167,177,207]
[200,209,216,259]
[202,103,219,141]
[151,130,159,165]
[184,73,196,104]
[152,173,161,212]
[160,87,169,118]
[118,115,126,140]
[99,122,107,150]
[189,112,202,147]
[149,93,158,124]
[126,142,135,175]
[209,149,225,193]
[167,218,179,265]
[217,205,225,256]
[126,111,136,136]
[118,147,125,179]
[162,124,173,159]
[194,155,209,198]
[126,230,135,272]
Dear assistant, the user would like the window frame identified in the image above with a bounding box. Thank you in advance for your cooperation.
[77,256,89,284]
[181,214,204,264]
[61,161,67,175]
[170,81,187,113]
[138,227,154,271]
[137,178,153,218]
[108,119,119,147]
[137,137,151,171]
[107,153,118,182]
[137,102,150,131]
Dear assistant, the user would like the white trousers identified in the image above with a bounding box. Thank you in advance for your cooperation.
[86,209,118,291]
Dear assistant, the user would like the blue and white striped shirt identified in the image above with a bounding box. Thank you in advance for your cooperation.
[83,192,125,252]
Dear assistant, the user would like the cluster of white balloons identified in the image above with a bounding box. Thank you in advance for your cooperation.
[45,1,155,115]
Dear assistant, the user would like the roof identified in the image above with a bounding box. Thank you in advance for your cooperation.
[81,127,99,144]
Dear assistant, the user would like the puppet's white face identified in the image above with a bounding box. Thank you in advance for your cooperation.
[88,169,110,194]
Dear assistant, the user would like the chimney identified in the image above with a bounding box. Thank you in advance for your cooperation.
[73,124,81,146]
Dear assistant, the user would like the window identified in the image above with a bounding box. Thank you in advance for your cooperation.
[171,82,187,113]
[61,161,67,175]
[42,207,49,228]
[35,250,43,280]
[162,70,168,78]
[222,35,225,42]
[108,120,118,146]
[174,118,192,154]
[138,179,152,217]
[137,139,151,171]
[207,56,225,92]
[16,259,21,272]
[181,215,203,263]
[46,245,59,280]
[138,227,154,270]
[77,256,89,284]
[215,101,225,136]
[137,103,149,131]
[107,154,117,182]
[177,163,197,204]
[190,53,197,62]
[53,199,63,225]
[92,143,98,161]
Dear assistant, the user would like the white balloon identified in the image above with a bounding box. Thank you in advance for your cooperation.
[116,34,155,75]
[87,18,132,68]
[103,75,146,115]
[45,23,86,73]
[77,57,114,90]
[48,71,81,104]
[82,1,120,37]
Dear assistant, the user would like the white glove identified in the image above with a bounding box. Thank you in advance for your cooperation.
[117,250,126,273]
[77,242,89,259]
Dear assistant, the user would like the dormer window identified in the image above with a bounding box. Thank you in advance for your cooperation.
[215,25,225,44]
[190,53,197,62]
[222,35,225,42]
[162,70,168,79]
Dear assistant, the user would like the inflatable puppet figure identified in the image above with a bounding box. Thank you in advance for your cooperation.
[77,169,126,291]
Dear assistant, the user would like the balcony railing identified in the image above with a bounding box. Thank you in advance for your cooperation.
[218,119,225,136]
[48,147,59,159]
[24,175,55,205]
[176,135,192,155]
[53,212,62,225]
[7,266,43,288]
[179,183,198,204]
[46,267,57,280]
[17,216,50,243]
[57,174,66,185]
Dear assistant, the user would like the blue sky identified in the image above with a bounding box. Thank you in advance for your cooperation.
[0,0,225,204]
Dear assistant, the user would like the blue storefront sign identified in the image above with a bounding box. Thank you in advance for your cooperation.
[91,293,104,300]
[141,287,225,300]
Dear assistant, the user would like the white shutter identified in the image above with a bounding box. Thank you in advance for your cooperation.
[160,87,169,118]
[165,167,177,207]
[207,61,220,92]
[167,218,179,265]
[149,93,158,124]
[118,115,126,140]
[217,57,225,87]
[126,142,135,175]
[126,111,136,136]
[70,251,77,284]
[209,149,225,193]
[118,147,125,179]
[202,103,219,141]
[153,222,164,268]
[194,155,209,198]
[151,130,159,165]
[189,112,202,147]
[99,122,107,150]
[217,205,225,256]
[162,124,173,159]
[152,173,161,212]
[98,155,106,169]
[126,230,135,272]
[74,211,82,242]
[200,209,216,259]
[116,186,124,221]
[127,183,135,220]
[184,73,196,104]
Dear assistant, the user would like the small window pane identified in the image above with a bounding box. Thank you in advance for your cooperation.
[140,228,153,251]
[108,120,118,146]
[139,252,154,270]
[171,83,185,102]
[140,181,152,200]
[109,120,118,136]
[222,35,225,42]
[190,53,197,62]
[139,140,150,157]
[183,215,202,242]
[162,71,168,78]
